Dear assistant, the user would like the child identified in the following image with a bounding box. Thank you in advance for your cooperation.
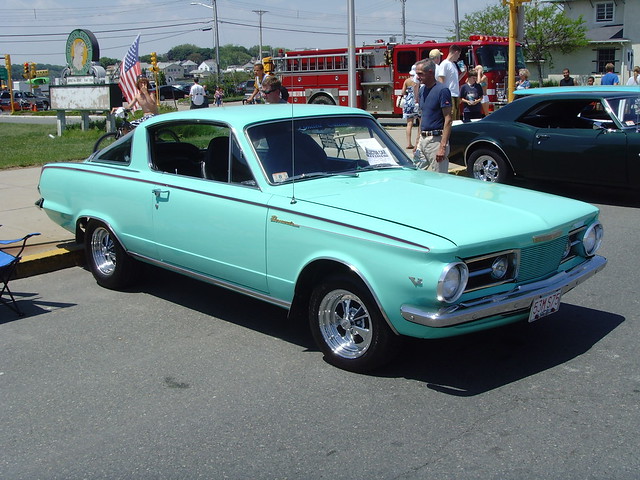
[459,71,484,123]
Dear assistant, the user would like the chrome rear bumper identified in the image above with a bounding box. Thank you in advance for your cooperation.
[401,255,607,328]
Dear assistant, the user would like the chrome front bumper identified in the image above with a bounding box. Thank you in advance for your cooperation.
[400,255,607,328]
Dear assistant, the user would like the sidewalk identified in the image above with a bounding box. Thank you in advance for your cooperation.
[1,126,465,279]
[0,167,83,279]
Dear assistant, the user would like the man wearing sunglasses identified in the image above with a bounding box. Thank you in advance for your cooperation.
[261,76,287,104]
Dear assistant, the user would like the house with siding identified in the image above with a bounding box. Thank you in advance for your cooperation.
[543,0,639,84]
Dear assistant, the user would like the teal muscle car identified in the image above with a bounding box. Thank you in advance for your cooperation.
[37,105,606,372]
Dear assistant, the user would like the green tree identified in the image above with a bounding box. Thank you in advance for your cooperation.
[525,2,588,83]
[99,57,119,69]
[455,1,587,84]
[456,3,508,39]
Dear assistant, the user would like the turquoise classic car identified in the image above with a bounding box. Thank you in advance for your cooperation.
[37,105,606,372]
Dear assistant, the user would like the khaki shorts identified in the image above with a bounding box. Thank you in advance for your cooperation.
[416,135,449,173]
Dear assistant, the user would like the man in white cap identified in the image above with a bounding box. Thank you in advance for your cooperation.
[429,48,442,66]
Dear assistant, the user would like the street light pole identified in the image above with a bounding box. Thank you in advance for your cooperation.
[252,10,268,59]
[191,1,220,83]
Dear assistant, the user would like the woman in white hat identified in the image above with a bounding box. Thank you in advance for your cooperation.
[399,64,420,149]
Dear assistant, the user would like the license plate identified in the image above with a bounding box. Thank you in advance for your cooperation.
[528,289,562,322]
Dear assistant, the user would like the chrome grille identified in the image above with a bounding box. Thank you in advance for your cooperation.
[518,235,568,282]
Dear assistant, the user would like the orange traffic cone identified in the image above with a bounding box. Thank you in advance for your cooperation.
[31,103,37,112]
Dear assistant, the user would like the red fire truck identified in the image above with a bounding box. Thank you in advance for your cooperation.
[271,36,526,116]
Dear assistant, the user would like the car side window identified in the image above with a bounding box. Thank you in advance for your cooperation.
[519,99,616,130]
[94,136,132,164]
[230,136,256,186]
[148,122,256,186]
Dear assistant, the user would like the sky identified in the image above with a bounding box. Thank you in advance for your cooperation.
[1,0,498,67]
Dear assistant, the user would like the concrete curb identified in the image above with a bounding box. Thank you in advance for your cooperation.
[16,243,85,279]
[449,165,467,176]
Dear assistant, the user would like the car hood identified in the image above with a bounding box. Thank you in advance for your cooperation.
[285,170,597,246]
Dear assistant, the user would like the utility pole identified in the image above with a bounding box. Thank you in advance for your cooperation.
[503,0,530,102]
[400,0,406,44]
[191,1,220,83]
[253,10,268,59]
[453,0,460,41]
[347,0,356,107]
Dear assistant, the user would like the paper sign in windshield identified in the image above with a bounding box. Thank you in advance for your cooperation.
[356,138,393,165]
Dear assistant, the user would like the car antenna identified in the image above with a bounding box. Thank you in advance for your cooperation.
[290,104,297,204]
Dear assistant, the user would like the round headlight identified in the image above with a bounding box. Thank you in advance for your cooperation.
[581,221,603,256]
[491,256,509,279]
[437,262,469,303]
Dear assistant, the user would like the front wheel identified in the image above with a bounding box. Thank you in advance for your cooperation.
[467,148,511,183]
[309,275,399,372]
[93,132,119,153]
[85,220,138,290]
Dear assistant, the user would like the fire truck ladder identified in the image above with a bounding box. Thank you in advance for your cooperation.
[274,51,373,73]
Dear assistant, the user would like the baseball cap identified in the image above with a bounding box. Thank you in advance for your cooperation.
[429,49,443,58]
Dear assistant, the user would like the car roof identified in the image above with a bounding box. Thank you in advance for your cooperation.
[143,104,372,130]
[514,85,640,96]
[479,89,640,122]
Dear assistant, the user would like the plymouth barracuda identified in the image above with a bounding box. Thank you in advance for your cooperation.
[37,104,607,372]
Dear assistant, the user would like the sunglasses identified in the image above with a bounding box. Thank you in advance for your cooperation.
[261,88,277,94]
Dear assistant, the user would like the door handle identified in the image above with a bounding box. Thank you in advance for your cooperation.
[152,189,170,207]
[535,134,550,144]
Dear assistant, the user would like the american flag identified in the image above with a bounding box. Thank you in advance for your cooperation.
[118,35,141,103]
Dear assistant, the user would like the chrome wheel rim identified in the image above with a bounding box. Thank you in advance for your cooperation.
[91,227,116,276]
[473,155,500,182]
[317,289,373,359]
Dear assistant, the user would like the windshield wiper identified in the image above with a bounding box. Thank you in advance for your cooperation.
[358,163,403,171]
[284,171,360,182]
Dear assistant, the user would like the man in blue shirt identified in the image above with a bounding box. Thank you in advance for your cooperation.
[601,63,620,85]
[413,59,453,173]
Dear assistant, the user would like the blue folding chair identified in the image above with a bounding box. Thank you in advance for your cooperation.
[1,230,41,316]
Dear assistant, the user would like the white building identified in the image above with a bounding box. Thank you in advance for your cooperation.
[197,60,218,76]
[545,0,639,84]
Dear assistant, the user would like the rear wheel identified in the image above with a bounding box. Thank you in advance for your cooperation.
[467,148,511,183]
[93,132,119,153]
[309,274,399,372]
[85,220,138,290]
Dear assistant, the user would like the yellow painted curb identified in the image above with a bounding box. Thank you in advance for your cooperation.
[15,244,85,279]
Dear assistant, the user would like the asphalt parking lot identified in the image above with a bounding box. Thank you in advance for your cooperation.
[1,190,639,479]
[1,105,639,479]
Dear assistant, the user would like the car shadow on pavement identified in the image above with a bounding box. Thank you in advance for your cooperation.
[131,264,315,350]
[132,265,624,394]
[379,303,624,396]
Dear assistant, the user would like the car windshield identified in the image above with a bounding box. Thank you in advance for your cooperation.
[247,115,414,184]
[475,45,526,73]
[604,95,640,128]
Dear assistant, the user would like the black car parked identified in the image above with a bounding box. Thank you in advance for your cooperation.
[158,85,187,101]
